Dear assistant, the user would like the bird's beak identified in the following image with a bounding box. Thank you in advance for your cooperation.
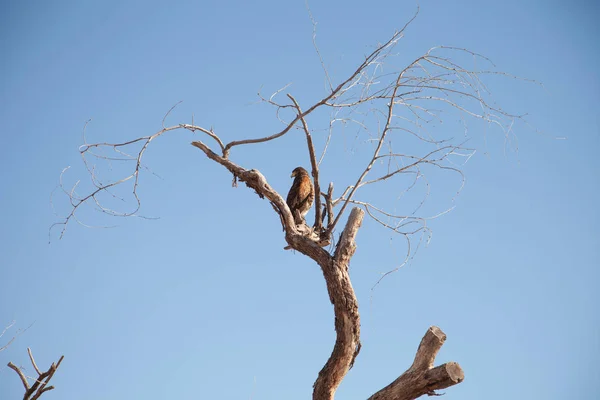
[290,172,295,178]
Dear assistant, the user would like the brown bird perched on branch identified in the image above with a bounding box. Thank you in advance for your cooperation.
[286,167,314,225]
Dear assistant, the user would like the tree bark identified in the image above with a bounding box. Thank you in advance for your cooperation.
[312,208,363,400]
[368,327,464,400]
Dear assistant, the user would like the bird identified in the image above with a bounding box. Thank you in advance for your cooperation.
[286,167,314,225]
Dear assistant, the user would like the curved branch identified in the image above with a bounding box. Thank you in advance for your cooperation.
[51,124,181,239]
[191,140,298,234]
[52,123,227,240]
[179,124,225,154]
[7,362,29,391]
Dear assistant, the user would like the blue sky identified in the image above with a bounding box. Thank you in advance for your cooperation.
[1,0,598,399]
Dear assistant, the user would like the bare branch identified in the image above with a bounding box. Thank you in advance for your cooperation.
[179,123,225,154]
[51,124,180,239]
[27,348,42,375]
[326,183,334,229]
[7,361,30,390]
[50,121,229,240]
[30,355,64,400]
[162,101,182,129]
[1,322,33,352]
[191,140,296,233]
[8,350,65,400]
[368,327,464,400]
[0,320,17,352]
[257,82,295,111]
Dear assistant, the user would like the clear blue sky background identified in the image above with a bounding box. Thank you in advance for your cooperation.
[1,0,598,399]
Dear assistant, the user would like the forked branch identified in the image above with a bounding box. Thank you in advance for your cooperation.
[8,349,64,400]
[368,327,464,400]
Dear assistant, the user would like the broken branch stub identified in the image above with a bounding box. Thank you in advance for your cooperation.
[368,327,464,400]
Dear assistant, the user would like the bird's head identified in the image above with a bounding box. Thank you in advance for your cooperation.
[291,167,309,178]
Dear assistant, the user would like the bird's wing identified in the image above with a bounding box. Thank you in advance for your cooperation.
[296,175,314,206]
[287,180,300,209]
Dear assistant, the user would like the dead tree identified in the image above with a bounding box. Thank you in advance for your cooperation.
[7,348,64,400]
[51,10,530,400]
[1,323,63,399]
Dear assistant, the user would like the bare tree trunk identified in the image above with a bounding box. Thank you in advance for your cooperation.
[312,208,363,400]
[301,208,463,400]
